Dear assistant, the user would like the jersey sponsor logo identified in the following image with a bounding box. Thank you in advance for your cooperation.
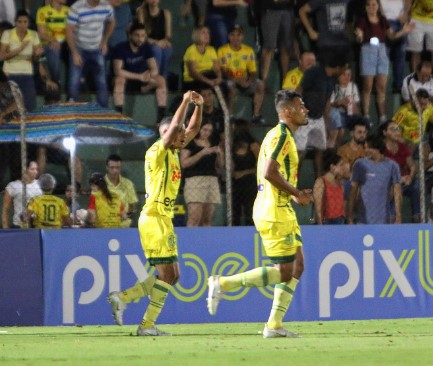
[171,169,181,182]
[163,197,176,207]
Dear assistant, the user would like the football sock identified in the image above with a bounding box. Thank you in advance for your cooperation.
[119,276,156,303]
[219,267,281,292]
[140,279,172,329]
[267,277,299,329]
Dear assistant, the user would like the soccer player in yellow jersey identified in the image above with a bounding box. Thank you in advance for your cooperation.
[207,90,313,338]
[108,90,204,336]
[27,173,71,229]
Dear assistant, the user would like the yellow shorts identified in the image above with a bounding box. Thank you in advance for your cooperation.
[138,213,178,265]
[254,219,302,263]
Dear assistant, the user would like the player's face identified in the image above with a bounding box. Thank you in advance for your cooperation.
[172,125,187,149]
[106,161,121,179]
[130,29,146,48]
[290,97,309,126]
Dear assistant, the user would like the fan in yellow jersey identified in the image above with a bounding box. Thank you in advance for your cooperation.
[108,90,204,336]
[207,90,313,338]
[27,173,71,229]
[281,51,316,91]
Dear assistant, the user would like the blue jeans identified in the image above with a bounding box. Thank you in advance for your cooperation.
[68,48,108,107]
[8,74,36,112]
[206,12,235,49]
[387,20,407,90]
[150,44,173,78]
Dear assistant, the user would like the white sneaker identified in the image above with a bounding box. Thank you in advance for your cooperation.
[262,324,301,338]
[136,326,172,336]
[207,275,223,315]
[107,291,126,326]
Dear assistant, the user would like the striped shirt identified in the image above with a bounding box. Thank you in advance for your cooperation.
[67,0,113,50]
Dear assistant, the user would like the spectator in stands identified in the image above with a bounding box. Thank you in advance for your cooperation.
[104,154,138,228]
[112,22,167,123]
[401,60,433,103]
[181,0,206,27]
[348,134,401,224]
[0,10,43,112]
[180,120,224,226]
[182,26,222,91]
[354,0,413,125]
[313,152,350,225]
[27,173,71,228]
[379,120,421,223]
[393,88,433,152]
[86,172,127,228]
[136,0,172,79]
[66,0,115,107]
[258,0,295,88]
[282,51,316,92]
[337,118,369,168]
[423,127,433,220]
[328,68,362,149]
[232,118,259,226]
[107,0,132,53]
[217,24,265,124]
[36,0,70,86]
[0,0,16,24]
[200,87,224,145]
[2,160,42,228]
[65,182,81,223]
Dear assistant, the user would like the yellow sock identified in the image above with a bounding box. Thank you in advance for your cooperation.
[140,279,172,329]
[219,267,281,292]
[119,276,155,303]
[267,277,299,329]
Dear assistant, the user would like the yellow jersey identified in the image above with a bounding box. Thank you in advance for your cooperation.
[392,102,433,143]
[253,122,299,223]
[88,191,125,228]
[411,0,433,22]
[217,43,257,80]
[28,194,69,229]
[36,4,70,44]
[183,44,218,82]
[282,67,303,91]
[142,139,182,218]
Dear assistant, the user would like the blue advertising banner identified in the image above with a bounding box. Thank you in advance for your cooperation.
[42,225,433,326]
[0,229,43,326]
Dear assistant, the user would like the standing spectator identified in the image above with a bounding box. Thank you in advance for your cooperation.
[200,87,224,145]
[0,10,43,112]
[181,0,206,27]
[86,172,127,228]
[136,0,172,79]
[231,118,259,226]
[107,0,132,52]
[313,152,350,225]
[66,0,115,107]
[65,182,81,222]
[379,120,421,222]
[112,22,167,122]
[27,173,71,228]
[282,51,316,92]
[2,161,42,229]
[180,120,224,226]
[104,154,138,227]
[401,60,433,103]
[354,0,413,124]
[217,24,265,124]
[182,26,222,91]
[348,134,401,224]
[0,0,16,24]
[423,127,433,220]
[337,118,369,168]
[36,0,70,86]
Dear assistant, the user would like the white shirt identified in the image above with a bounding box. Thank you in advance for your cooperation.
[330,81,360,115]
[401,73,433,102]
[380,0,404,21]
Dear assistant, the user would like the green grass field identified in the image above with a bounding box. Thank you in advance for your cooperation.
[1,319,433,366]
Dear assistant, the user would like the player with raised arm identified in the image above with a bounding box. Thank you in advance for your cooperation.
[207,90,313,338]
[108,90,203,336]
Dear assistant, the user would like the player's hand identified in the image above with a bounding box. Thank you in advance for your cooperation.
[183,90,192,102]
[191,91,204,106]
[296,189,313,206]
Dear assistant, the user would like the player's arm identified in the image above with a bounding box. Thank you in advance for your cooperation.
[183,91,204,146]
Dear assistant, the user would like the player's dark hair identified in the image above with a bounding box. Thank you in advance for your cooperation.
[274,90,302,114]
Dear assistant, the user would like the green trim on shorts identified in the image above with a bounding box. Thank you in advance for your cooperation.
[148,256,178,266]
[269,255,295,264]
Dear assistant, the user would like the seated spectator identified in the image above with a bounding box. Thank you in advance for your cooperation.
[217,24,265,124]
[348,135,401,225]
[354,0,413,125]
[1,161,42,228]
[86,172,127,228]
[313,152,350,225]
[27,173,71,228]
[328,68,362,148]
[379,120,421,223]
[112,22,167,123]
[36,0,70,86]
[182,26,222,91]
[401,60,433,103]
[136,0,172,79]
[337,117,369,168]
[104,154,138,227]
[231,118,259,226]
[180,120,224,226]
[282,51,316,92]
[393,88,433,153]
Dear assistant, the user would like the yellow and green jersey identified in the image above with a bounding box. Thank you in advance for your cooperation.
[392,102,433,143]
[183,44,218,82]
[253,122,299,223]
[142,139,182,218]
[411,0,433,22]
[217,43,257,80]
[88,191,125,228]
[36,4,70,44]
[28,194,69,228]
[282,67,303,91]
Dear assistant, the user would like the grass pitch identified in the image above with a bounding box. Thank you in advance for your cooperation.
[1,319,433,366]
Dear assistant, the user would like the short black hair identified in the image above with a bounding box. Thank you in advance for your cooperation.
[366,134,386,154]
[323,151,343,172]
[106,154,122,165]
[416,88,430,99]
[129,22,146,35]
